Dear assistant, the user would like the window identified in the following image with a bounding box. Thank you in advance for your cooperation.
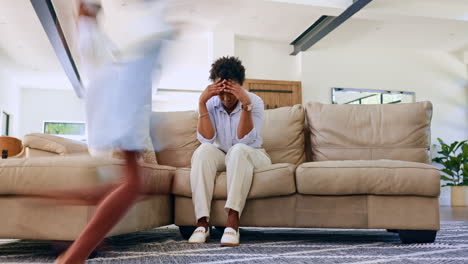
[1,111,10,136]
[43,121,86,141]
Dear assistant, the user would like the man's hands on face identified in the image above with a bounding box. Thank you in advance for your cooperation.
[223,80,251,105]
[200,79,250,105]
[200,79,225,104]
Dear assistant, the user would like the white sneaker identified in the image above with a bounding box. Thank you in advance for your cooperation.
[220,227,240,247]
[188,226,210,244]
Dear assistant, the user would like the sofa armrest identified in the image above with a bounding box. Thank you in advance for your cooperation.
[140,162,176,195]
[23,133,88,156]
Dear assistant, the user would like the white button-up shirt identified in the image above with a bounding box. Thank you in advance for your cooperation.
[197,91,265,153]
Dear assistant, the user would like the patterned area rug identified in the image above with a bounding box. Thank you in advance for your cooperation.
[1,221,467,264]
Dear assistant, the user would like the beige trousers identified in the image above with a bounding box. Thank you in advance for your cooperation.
[190,143,272,221]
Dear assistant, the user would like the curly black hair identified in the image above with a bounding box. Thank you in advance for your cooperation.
[209,56,246,85]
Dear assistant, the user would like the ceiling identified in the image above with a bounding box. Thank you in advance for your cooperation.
[0,0,467,74]
[0,0,62,71]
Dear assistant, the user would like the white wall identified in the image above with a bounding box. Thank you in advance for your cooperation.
[155,31,213,92]
[20,88,85,138]
[213,31,235,59]
[151,31,213,111]
[235,37,301,81]
[14,70,74,91]
[0,66,21,137]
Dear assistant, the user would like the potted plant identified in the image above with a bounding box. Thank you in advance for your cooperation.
[432,138,468,206]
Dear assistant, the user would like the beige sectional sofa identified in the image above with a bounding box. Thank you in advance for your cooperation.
[0,101,440,244]
[0,136,174,241]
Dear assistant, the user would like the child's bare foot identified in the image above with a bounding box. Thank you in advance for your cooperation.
[54,253,85,264]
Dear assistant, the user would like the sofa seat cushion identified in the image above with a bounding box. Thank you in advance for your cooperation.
[0,155,174,196]
[296,160,440,197]
[172,163,296,199]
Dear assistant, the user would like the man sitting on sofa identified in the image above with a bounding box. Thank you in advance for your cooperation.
[188,56,271,246]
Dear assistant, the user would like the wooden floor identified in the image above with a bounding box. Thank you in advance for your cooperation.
[440,206,468,221]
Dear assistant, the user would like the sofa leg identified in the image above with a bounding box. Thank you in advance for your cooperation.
[214,226,225,233]
[178,226,196,240]
[386,229,398,233]
[398,230,437,244]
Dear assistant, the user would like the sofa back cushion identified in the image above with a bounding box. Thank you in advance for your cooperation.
[262,105,305,165]
[305,101,432,163]
[23,133,88,155]
[150,111,200,167]
[151,105,306,167]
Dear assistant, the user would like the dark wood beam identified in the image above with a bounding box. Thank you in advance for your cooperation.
[30,0,83,98]
[290,0,373,55]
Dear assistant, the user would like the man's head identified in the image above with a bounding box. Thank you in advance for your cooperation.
[209,56,246,110]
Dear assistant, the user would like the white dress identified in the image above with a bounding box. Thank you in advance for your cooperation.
[77,1,171,152]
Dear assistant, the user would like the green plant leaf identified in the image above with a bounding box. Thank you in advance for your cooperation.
[441,169,455,177]
[437,151,450,158]
[434,138,468,185]
[446,156,461,171]
[438,139,450,155]
[441,144,449,155]
[456,153,464,165]
[449,141,459,154]
[462,164,468,178]
[454,140,468,153]
[440,175,453,182]
[462,143,468,160]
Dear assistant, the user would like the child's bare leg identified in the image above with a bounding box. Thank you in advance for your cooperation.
[55,151,141,264]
